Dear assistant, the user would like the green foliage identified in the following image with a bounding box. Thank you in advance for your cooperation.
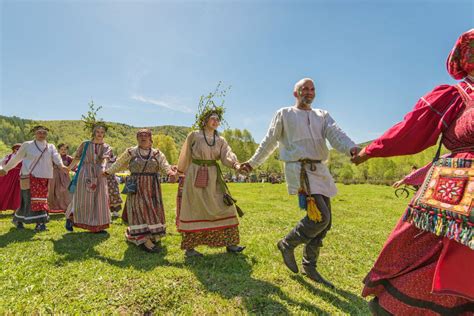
[193,82,231,130]
[0,115,190,157]
[153,134,179,165]
[81,100,110,135]
[0,140,10,158]
[329,143,447,184]
[0,183,409,314]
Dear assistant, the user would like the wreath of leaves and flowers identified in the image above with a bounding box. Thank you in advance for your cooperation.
[81,100,110,136]
[193,82,231,130]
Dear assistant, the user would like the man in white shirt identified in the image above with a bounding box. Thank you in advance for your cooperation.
[241,78,359,288]
[0,125,67,231]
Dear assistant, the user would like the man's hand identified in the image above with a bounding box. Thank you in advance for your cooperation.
[350,147,361,157]
[239,162,253,174]
[168,169,178,183]
[0,169,6,177]
[61,166,70,174]
[350,147,370,165]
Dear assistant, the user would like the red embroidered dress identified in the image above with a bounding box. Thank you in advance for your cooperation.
[362,79,474,314]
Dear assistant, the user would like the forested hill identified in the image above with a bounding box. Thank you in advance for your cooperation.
[0,115,190,155]
[0,114,444,183]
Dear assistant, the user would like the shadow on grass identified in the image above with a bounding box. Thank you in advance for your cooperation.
[184,252,327,314]
[0,227,36,248]
[53,231,110,264]
[0,211,14,219]
[99,242,170,271]
[292,274,369,314]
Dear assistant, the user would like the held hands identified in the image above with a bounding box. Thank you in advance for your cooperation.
[61,166,70,174]
[350,147,370,165]
[167,165,178,183]
[239,162,253,174]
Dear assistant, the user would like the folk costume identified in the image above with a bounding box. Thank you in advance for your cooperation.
[47,153,73,213]
[248,105,356,286]
[0,144,22,211]
[0,127,65,229]
[106,129,172,247]
[362,30,474,315]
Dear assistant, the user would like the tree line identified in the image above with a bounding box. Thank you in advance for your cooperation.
[0,114,440,183]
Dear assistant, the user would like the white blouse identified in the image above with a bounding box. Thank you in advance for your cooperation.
[1,140,64,179]
[248,106,356,197]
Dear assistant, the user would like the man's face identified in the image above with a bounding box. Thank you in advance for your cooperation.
[35,130,48,141]
[295,81,316,105]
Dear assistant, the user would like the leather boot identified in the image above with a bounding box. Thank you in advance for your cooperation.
[302,246,335,289]
[277,228,304,273]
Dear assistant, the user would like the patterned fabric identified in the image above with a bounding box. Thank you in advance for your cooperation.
[181,226,240,250]
[66,141,111,232]
[106,146,170,245]
[362,74,474,310]
[30,176,49,211]
[13,190,49,224]
[404,158,473,249]
[107,174,122,212]
[447,29,474,80]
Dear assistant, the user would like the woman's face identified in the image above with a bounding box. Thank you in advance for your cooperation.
[206,115,220,131]
[137,133,152,148]
[59,145,69,156]
[94,127,106,141]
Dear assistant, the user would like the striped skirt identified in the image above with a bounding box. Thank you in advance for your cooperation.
[66,165,110,232]
[123,174,166,245]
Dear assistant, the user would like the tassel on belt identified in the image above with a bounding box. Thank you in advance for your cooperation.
[298,159,322,222]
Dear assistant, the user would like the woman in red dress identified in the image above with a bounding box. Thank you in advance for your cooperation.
[353,29,474,315]
[0,143,22,211]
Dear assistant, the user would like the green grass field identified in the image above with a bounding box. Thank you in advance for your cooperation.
[0,183,409,314]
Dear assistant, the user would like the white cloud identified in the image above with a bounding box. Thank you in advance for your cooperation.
[131,94,193,113]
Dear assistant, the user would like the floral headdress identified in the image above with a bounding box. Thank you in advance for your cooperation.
[193,82,231,130]
[81,100,110,136]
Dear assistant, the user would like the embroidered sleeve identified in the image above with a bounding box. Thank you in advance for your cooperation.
[157,151,172,174]
[365,85,460,157]
[105,149,132,175]
[248,110,283,168]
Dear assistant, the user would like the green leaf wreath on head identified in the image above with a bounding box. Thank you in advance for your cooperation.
[193,82,231,131]
[81,100,111,137]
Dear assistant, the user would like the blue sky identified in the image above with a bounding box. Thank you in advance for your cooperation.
[1,0,473,144]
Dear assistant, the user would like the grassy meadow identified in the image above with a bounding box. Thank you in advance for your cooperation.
[0,183,410,314]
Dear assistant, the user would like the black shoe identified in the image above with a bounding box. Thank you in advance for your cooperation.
[185,249,203,258]
[302,265,335,289]
[15,222,24,229]
[34,223,47,232]
[226,245,246,253]
[65,219,74,232]
[277,239,298,273]
[140,243,160,253]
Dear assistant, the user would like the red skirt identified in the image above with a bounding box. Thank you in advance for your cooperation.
[0,165,21,211]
